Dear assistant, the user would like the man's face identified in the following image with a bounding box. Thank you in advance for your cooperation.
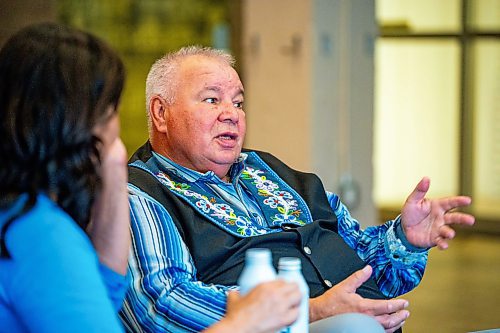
[160,55,246,178]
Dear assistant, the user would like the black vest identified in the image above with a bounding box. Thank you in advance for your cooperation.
[129,142,387,300]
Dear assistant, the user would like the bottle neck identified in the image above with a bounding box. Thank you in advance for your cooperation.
[278,257,302,272]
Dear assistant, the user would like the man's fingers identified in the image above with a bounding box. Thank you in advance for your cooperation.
[385,319,407,333]
[444,211,475,226]
[363,298,409,316]
[439,195,472,211]
[375,310,410,332]
[364,299,409,331]
[405,177,430,204]
[436,239,449,250]
[439,225,456,240]
[339,266,373,292]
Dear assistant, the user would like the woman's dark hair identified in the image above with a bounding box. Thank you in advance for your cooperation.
[0,23,125,256]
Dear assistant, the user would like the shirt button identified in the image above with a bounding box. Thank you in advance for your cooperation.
[303,246,312,255]
[324,279,333,288]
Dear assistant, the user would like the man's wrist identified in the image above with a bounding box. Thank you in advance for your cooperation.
[384,217,429,268]
[309,297,325,323]
[394,218,429,253]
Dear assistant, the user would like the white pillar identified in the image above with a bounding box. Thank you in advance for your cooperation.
[242,0,377,226]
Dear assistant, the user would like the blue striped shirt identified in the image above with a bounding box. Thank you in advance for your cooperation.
[121,152,428,332]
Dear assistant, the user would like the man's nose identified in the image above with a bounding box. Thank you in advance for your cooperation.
[218,103,239,123]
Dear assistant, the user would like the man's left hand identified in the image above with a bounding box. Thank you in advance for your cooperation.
[401,177,475,250]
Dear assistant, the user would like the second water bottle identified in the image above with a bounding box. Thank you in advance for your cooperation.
[278,257,309,333]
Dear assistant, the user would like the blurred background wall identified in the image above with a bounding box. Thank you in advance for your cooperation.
[1,0,499,332]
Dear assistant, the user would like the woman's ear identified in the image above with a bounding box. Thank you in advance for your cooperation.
[149,96,168,133]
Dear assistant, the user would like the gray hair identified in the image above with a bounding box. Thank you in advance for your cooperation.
[145,45,235,128]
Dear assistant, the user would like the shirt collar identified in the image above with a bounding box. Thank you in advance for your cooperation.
[152,151,248,184]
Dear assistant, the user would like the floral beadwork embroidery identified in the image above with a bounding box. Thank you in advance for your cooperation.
[241,167,305,226]
[156,171,266,236]
[154,155,309,237]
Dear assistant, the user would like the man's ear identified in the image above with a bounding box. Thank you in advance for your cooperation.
[149,96,168,133]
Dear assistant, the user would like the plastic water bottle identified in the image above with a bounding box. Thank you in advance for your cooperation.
[278,257,309,333]
[237,248,277,295]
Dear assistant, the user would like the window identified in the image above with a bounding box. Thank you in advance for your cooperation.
[374,0,500,230]
[58,0,232,153]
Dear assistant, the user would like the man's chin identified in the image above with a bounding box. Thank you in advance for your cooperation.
[213,151,241,165]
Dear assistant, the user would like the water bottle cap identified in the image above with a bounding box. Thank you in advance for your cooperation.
[245,248,272,261]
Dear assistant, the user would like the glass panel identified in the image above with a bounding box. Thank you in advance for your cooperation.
[469,0,500,30]
[472,39,500,218]
[377,0,460,33]
[374,40,460,206]
[58,0,231,153]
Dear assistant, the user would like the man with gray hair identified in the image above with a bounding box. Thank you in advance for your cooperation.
[120,45,474,333]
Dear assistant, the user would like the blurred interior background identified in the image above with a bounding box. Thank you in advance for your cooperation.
[1,0,499,332]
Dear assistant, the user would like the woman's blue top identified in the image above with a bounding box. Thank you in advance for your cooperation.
[0,194,127,332]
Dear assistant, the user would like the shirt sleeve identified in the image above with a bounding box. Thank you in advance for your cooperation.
[325,191,428,298]
[121,186,230,333]
[99,263,129,311]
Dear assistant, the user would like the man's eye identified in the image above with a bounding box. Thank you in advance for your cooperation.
[204,98,217,104]
[234,101,244,109]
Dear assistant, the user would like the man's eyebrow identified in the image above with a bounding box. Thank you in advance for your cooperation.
[196,86,220,99]
[233,87,244,99]
[200,85,244,98]
[203,86,221,92]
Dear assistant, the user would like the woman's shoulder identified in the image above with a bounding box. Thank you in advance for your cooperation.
[5,193,94,260]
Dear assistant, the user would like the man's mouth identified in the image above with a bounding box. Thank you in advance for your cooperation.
[216,133,237,140]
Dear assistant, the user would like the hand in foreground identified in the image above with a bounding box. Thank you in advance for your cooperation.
[88,138,130,275]
[206,280,302,333]
[401,177,475,250]
[309,266,409,333]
